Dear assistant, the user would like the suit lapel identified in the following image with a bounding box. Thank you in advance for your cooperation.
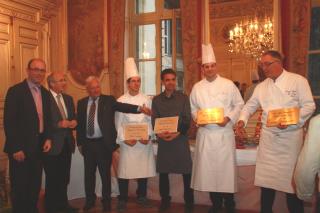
[97,96,104,128]
[22,80,38,118]
[62,94,71,119]
[50,92,63,120]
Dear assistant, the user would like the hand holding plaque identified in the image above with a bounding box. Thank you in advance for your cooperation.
[154,116,178,134]
[266,107,299,127]
[197,108,224,125]
[124,140,137,146]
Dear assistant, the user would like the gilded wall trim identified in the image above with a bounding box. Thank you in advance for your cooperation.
[287,0,310,76]
[210,0,273,19]
[108,0,125,98]
[181,0,202,95]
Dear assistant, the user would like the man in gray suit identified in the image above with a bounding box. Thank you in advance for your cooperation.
[43,72,78,213]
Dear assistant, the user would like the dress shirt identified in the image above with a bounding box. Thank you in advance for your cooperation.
[50,90,68,119]
[27,79,43,133]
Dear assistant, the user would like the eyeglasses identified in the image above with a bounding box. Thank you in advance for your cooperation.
[29,67,46,73]
[260,61,279,69]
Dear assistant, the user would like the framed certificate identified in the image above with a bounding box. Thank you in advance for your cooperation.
[124,123,148,140]
[266,107,300,127]
[154,116,179,134]
[197,108,224,125]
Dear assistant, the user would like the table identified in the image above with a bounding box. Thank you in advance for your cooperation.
[61,144,313,212]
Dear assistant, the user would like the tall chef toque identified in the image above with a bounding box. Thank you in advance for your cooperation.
[202,43,216,65]
[124,57,139,80]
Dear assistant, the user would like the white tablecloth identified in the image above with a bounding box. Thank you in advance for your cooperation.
[57,144,313,212]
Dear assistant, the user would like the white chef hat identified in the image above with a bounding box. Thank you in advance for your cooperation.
[202,43,216,65]
[124,57,139,80]
[251,69,260,81]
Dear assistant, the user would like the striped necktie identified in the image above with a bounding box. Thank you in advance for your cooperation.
[87,98,97,136]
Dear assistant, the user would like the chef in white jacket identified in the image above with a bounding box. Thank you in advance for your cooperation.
[294,114,320,203]
[115,58,156,212]
[236,50,315,213]
[190,43,244,213]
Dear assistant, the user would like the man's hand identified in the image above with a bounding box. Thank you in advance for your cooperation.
[157,132,180,142]
[140,104,152,116]
[125,140,137,146]
[139,140,149,145]
[13,150,25,162]
[217,117,231,127]
[277,123,288,129]
[235,120,246,140]
[43,139,51,152]
[58,120,70,128]
[68,120,77,129]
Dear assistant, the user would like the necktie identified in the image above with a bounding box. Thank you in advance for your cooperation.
[56,94,67,119]
[87,98,96,136]
[33,86,43,133]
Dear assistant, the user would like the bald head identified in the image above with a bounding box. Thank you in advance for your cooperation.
[47,72,67,93]
[26,58,46,85]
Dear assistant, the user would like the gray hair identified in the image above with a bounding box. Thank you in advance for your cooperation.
[85,75,100,87]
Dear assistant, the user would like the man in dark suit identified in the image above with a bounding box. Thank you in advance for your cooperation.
[76,76,150,212]
[3,58,52,213]
[43,72,78,213]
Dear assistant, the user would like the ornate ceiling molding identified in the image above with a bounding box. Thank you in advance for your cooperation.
[0,0,58,22]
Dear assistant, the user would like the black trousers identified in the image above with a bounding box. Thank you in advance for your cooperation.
[43,142,72,211]
[261,187,304,213]
[118,178,147,201]
[159,173,194,204]
[9,152,42,213]
[83,139,112,204]
[209,192,235,211]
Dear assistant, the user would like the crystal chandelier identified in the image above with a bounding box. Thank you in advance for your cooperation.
[228,17,273,59]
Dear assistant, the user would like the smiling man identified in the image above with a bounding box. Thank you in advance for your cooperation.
[3,58,52,213]
[152,68,194,212]
[115,58,156,212]
[190,44,244,213]
[236,50,315,213]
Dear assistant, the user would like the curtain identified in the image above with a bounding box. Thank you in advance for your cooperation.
[180,0,202,95]
[108,0,126,98]
[281,0,311,76]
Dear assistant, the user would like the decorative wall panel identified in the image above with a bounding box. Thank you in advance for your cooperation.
[68,0,105,85]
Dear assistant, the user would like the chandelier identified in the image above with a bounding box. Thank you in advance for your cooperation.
[228,17,274,59]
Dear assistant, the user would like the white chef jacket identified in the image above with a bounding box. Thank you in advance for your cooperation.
[239,70,315,193]
[190,75,244,192]
[295,114,320,201]
[115,92,156,179]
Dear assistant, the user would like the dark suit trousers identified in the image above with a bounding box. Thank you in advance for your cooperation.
[9,153,42,213]
[83,138,112,204]
[118,178,148,201]
[43,142,72,211]
[159,173,194,204]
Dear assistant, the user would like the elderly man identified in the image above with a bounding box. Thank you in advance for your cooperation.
[76,76,150,212]
[190,44,244,213]
[44,72,78,213]
[115,58,156,212]
[236,50,315,213]
[3,58,52,213]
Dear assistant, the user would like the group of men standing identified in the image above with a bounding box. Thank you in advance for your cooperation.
[3,42,316,213]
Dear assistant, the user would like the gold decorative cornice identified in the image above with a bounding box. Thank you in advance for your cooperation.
[210,0,273,19]
[0,0,58,22]
[0,5,35,22]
